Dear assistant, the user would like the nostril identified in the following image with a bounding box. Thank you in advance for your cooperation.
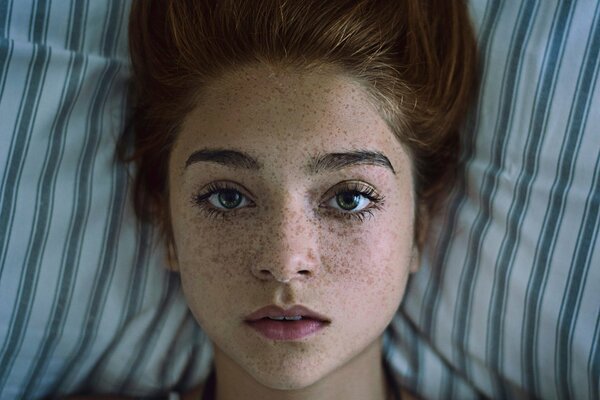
[253,268,312,281]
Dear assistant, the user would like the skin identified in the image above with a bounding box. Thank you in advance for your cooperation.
[168,64,420,400]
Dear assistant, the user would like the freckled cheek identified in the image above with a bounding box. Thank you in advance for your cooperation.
[175,223,253,324]
[177,225,251,286]
[328,224,411,301]
[318,225,388,287]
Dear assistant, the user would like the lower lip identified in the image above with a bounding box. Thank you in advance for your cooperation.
[246,319,328,340]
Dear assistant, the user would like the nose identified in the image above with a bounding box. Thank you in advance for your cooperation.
[251,200,321,283]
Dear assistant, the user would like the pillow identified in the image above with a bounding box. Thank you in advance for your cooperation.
[0,1,210,398]
[385,1,600,399]
[1,1,597,399]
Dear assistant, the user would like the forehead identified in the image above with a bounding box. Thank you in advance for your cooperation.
[173,64,406,171]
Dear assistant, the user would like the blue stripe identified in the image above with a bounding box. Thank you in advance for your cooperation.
[476,1,574,398]
[123,273,181,391]
[387,308,419,389]
[49,59,125,392]
[553,4,600,399]
[0,3,13,165]
[0,17,53,394]
[445,2,508,397]
[49,0,130,391]
[0,38,15,129]
[558,153,600,399]
[101,0,125,58]
[90,218,147,386]
[84,143,150,385]
[589,306,600,400]
[450,0,539,394]
[0,0,14,36]
[18,2,90,396]
[118,223,153,389]
[517,3,577,394]
[415,0,504,396]
[0,1,51,278]
[417,0,503,354]
[29,0,51,44]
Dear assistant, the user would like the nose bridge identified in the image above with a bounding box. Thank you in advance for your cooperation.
[253,192,320,282]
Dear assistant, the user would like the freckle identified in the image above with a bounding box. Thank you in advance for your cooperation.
[201,267,216,285]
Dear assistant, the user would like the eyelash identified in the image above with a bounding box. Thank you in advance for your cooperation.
[192,181,385,223]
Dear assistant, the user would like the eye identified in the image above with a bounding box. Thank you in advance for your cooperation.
[327,191,370,212]
[192,182,253,219]
[322,182,384,222]
[207,188,248,209]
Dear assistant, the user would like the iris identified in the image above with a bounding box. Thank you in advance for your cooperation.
[218,190,242,209]
[337,193,361,210]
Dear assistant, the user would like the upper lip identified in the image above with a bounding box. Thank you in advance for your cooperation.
[245,305,331,322]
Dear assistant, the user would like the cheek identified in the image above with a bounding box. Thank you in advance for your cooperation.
[176,220,250,284]
[169,201,243,309]
[174,220,256,331]
[323,222,412,301]
[330,188,415,315]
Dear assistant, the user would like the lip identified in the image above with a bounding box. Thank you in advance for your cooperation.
[244,304,331,323]
[244,304,331,341]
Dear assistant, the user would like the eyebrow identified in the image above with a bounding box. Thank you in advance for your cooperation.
[185,148,396,175]
[186,148,261,170]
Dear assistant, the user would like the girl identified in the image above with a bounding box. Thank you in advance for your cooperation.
[122,1,477,399]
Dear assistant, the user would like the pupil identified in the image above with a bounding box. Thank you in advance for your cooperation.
[337,192,359,210]
[219,190,241,208]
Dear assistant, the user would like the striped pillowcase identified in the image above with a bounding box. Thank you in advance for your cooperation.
[385,1,600,399]
[0,1,210,398]
[1,0,598,399]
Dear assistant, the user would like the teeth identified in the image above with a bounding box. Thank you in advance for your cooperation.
[267,316,303,321]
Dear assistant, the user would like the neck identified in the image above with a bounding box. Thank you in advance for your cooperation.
[212,336,389,400]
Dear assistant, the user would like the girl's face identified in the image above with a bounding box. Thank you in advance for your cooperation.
[169,64,418,391]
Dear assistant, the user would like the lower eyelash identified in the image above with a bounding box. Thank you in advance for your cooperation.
[337,209,371,222]
[331,198,384,223]
[197,205,234,220]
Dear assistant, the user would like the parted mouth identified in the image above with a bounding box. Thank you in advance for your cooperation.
[244,304,331,323]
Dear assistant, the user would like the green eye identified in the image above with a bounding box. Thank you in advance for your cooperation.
[336,192,361,210]
[193,182,252,217]
[328,189,371,213]
[218,190,243,209]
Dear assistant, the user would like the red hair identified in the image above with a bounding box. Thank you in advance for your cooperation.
[125,0,478,246]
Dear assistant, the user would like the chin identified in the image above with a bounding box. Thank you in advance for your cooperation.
[248,364,327,391]
[254,374,319,391]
